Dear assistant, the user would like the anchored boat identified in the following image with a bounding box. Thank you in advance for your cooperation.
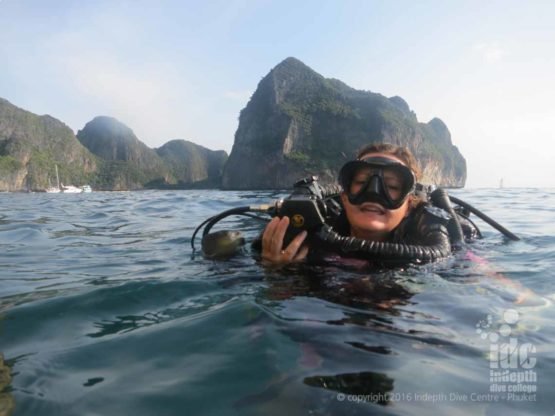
[45,165,92,193]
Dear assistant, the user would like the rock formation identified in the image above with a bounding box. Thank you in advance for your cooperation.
[156,140,228,188]
[222,57,466,189]
[0,98,97,191]
[1,56,467,192]
[77,116,172,189]
[0,98,227,191]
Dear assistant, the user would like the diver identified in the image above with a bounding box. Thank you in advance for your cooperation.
[262,143,472,265]
[192,142,518,265]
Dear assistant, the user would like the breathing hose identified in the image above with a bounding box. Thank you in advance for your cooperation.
[191,206,252,252]
[449,196,520,241]
[316,224,452,264]
[307,186,457,263]
[315,184,343,199]
[430,188,465,248]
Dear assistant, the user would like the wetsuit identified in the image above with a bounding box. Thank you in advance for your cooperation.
[252,198,479,266]
[303,201,477,266]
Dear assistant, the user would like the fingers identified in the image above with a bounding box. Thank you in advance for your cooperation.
[282,228,308,259]
[262,217,288,257]
[261,216,309,264]
[294,244,309,261]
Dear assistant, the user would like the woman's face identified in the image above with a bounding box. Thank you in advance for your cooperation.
[340,152,412,241]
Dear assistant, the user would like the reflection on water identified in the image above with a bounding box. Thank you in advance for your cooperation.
[304,371,394,404]
[0,189,555,415]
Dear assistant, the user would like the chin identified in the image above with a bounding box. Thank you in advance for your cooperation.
[352,218,390,233]
[357,212,390,226]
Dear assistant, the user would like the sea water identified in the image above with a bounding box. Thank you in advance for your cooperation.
[1,188,554,416]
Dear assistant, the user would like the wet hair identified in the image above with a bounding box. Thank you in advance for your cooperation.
[356,142,421,181]
[355,142,424,208]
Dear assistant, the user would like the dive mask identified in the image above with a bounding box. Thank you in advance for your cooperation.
[338,156,416,210]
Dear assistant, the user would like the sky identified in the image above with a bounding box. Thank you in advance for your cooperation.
[1,0,554,188]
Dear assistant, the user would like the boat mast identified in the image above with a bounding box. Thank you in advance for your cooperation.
[55,164,60,190]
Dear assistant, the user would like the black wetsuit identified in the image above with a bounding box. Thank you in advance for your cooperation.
[321,200,479,265]
[254,202,478,266]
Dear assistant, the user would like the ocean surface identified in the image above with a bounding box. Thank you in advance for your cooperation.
[1,188,554,416]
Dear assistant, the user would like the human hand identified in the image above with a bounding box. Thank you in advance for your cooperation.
[261,216,309,264]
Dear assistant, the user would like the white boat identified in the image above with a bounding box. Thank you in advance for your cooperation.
[45,165,92,193]
[61,184,83,193]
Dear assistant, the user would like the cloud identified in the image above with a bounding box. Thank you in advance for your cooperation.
[473,42,505,64]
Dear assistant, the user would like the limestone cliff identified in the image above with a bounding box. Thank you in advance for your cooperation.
[222,57,466,189]
[0,98,97,191]
[156,140,228,188]
[77,116,172,189]
[0,98,228,191]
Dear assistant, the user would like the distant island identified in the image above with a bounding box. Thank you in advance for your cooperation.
[0,100,227,191]
[0,57,465,192]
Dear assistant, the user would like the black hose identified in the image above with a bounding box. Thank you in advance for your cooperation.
[456,211,484,239]
[202,207,255,237]
[191,206,253,252]
[318,183,342,198]
[449,196,520,241]
[316,225,452,264]
[430,188,465,248]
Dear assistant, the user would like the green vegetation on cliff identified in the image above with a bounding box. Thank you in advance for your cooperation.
[0,98,228,191]
[0,98,97,191]
[0,155,22,172]
[156,140,228,188]
[77,116,172,189]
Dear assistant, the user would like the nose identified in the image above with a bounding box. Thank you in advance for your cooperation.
[366,174,382,194]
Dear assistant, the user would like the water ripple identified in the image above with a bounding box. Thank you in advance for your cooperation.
[1,189,554,415]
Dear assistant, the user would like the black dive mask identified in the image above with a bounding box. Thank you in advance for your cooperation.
[338,156,416,210]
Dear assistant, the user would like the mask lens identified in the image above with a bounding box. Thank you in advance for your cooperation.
[382,167,407,201]
[349,168,375,194]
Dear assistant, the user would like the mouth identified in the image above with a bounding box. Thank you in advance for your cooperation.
[359,203,386,215]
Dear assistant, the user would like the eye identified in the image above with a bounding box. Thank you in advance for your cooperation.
[384,176,403,197]
[385,178,401,188]
[350,173,370,193]
[350,180,367,193]
[384,173,402,185]
[353,173,371,184]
